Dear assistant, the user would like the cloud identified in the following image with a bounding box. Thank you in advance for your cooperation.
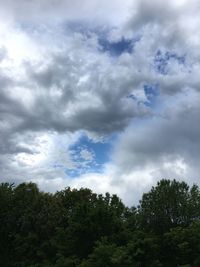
[1,0,200,205]
[0,0,133,27]
[0,131,81,186]
[70,88,200,206]
[126,0,200,57]
[0,23,150,143]
[111,88,200,190]
[80,148,94,162]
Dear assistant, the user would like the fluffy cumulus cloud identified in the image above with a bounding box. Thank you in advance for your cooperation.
[1,0,200,205]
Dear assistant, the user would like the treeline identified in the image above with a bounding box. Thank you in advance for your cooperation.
[1,179,200,267]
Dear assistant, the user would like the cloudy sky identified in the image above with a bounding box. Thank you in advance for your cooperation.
[1,0,200,205]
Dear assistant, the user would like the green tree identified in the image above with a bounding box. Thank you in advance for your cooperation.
[54,188,126,259]
[163,222,200,266]
[79,239,131,267]
[138,179,195,234]
[0,183,15,267]
[1,179,200,267]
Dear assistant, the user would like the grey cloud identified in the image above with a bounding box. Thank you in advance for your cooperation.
[113,89,200,178]
[0,36,150,158]
[128,0,176,30]
[0,0,133,27]
[10,47,149,134]
[126,0,200,57]
[0,47,7,62]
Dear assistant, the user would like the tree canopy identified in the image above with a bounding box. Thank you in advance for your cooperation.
[0,179,200,267]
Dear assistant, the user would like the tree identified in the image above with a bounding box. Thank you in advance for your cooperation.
[138,179,196,234]
[0,183,15,267]
[162,222,200,266]
[54,188,126,259]
[1,179,200,266]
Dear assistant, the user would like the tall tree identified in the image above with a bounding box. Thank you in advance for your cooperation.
[138,179,196,233]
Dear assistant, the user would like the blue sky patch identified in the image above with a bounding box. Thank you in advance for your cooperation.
[64,134,113,177]
[98,37,134,56]
[144,84,159,107]
[126,84,159,108]
[154,50,186,75]
[59,22,140,57]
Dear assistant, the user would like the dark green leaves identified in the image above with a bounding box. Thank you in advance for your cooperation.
[1,179,200,266]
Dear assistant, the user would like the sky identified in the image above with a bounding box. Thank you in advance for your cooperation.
[1,0,200,205]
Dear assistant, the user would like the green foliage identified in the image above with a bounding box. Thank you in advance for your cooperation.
[138,179,199,233]
[163,222,200,266]
[0,179,200,266]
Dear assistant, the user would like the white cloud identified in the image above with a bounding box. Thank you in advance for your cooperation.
[80,148,94,162]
